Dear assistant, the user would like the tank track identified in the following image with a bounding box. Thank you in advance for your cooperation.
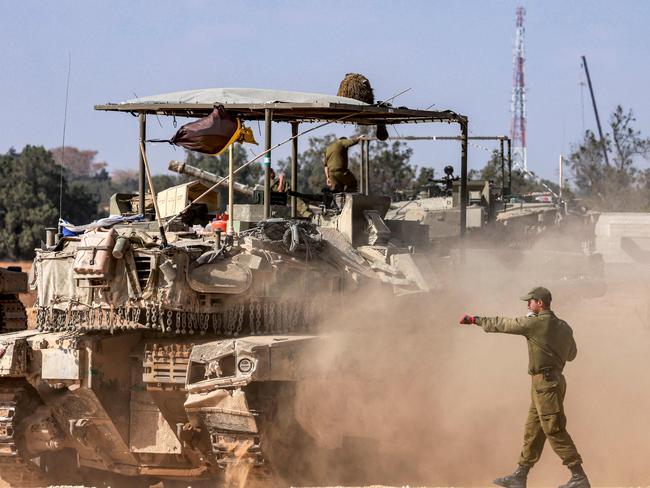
[0,297,28,333]
[0,386,51,487]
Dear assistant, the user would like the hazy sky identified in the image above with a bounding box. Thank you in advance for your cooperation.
[2,0,648,183]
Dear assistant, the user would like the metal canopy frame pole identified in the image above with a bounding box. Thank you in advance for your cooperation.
[500,138,505,197]
[138,114,146,215]
[290,122,298,218]
[359,140,366,194]
[507,137,512,195]
[459,120,468,237]
[228,144,234,235]
[264,109,273,219]
[364,139,370,195]
[367,135,505,141]
[559,154,564,200]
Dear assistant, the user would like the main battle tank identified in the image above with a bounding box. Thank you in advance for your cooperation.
[0,267,28,333]
[0,87,468,487]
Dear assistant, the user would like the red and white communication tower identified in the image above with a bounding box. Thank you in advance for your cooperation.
[511,6,527,170]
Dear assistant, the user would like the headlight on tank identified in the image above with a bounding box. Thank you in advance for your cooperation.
[238,357,254,374]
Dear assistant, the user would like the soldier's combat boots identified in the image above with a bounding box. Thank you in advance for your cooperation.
[559,464,590,488]
[493,464,530,488]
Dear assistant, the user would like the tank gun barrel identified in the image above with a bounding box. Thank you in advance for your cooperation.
[168,160,254,197]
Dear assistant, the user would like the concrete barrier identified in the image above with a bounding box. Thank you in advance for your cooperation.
[595,212,650,263]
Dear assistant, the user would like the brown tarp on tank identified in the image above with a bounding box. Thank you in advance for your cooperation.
[170,105,238,155]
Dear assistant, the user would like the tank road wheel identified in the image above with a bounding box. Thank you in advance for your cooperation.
[0,381,52,487]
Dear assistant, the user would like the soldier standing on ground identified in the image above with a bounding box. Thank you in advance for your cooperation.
[324,135,362,192]
[459,286,590,488]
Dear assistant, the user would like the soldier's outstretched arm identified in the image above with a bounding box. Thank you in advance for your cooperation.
[476,316,533,336]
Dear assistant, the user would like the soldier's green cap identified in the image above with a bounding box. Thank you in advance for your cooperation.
[520,286,552,303]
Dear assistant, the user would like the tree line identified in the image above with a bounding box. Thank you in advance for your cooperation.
[1,105,648,259]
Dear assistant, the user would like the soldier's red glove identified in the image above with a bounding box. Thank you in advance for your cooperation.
[459,314,479,325]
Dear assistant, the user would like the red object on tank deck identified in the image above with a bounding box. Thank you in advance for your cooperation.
[211,213,228,232]
[211,220,227,232]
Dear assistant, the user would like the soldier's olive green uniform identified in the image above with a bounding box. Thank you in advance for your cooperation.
[478,311,583,468]
[325,138,359,192]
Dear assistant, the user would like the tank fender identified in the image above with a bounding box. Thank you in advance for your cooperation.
[186,335,319,393]
[184,388,257,433]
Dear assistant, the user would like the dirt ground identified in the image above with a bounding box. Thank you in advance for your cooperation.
[280,260,650,488]
[1,256,649,487]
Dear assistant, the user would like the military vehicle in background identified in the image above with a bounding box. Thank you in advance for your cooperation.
[387,165,605,298]
[388,160,598,251]
[383,132,596,251]
[495,192,604,297]
[493,191,599,252]
[0,87,470,487]
[496,192,564,243]
[0,266,28,333]
[387,166,495,250]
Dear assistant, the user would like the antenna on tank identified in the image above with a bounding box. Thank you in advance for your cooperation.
[58,53,72,235]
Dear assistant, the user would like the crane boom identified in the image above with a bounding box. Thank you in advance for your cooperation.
[581,55,610,166]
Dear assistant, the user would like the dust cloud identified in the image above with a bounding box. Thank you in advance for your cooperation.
[224,439,254,488]
[281,232,650,487]
[3,230,650,487]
